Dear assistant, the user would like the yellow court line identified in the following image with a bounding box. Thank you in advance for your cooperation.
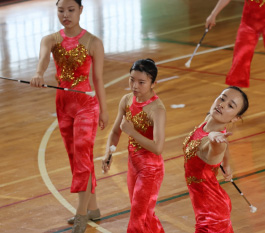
[0,195,27,201]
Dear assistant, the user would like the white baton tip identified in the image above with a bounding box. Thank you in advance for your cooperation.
[109,145,116,153]
[185,60,191,68]
[250,205,257,213]
[64,88,69,91]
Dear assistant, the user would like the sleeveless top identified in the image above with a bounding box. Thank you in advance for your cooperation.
[51,29,95,90]
[125,93,165,153]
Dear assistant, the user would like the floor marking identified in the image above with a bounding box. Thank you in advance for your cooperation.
[153,15,242,37]
[0,195,26,201]
[157,75,180,83]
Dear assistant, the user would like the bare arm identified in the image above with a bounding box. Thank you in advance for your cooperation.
[90,37,108,130]
[207,131,232,164]
[30,35,54,87]
[120,107,166,155]
[221,146,233,181]
[206,0,232,29]
[101,95,126,173]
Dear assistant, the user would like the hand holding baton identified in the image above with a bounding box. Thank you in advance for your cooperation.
[102,145,116,174]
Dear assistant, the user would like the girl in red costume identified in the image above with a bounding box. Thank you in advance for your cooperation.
[102,59,166,233]
[183,86,249,232]
[30,0,108,232]
[206,0,265,87]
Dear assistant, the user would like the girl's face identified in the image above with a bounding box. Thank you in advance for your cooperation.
[57,0,83,29]
[210,88,244,124]
[129,70,155,100]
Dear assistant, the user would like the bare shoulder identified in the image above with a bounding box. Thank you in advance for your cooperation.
[41,33,57,49]
[121,93,133,106]
[90,35,103,50]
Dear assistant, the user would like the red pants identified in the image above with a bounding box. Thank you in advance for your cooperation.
[56,89,99,193]
[226,21,265,87]
[226,2,265,87]
[127,151,165,233]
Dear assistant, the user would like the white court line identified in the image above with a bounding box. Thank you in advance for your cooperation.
[154,15,242,37]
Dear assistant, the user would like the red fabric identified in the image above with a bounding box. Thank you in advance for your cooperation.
[126,94,165,233]
[184,123,233,233]
[226,1,265,87]
[53,29,99,193]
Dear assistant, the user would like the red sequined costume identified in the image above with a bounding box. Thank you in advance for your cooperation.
[183,123,233,233]
[51,29,99,193]
[226,0,265,87]
[125,93,165,233]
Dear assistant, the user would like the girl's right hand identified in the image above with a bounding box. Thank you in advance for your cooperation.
[101,154,112,173]
[205,14,216,30]
[30,75,44,88]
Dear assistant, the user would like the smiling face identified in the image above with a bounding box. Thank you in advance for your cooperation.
[57,0,83,28]
[209,88,244,124]
[129,70,155,101]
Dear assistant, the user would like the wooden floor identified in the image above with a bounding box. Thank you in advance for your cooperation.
[0,0,265,232]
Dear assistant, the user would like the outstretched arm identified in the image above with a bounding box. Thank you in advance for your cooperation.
[207,131,232,164]
[120,107,166,155]
[30,35,54,87]
[90,37,108,130]
[206,0,232,29]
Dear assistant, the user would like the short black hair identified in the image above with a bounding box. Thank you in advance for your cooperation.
[56,0,82,7]
[130,58,158,83]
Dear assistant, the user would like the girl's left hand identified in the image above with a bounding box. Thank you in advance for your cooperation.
[120,115,134,135]
[221,164,233,181]
[99,111,109,130]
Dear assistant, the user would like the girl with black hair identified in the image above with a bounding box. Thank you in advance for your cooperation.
[30,0,108,232]
[183,86,249,232]
[102,58,166,233]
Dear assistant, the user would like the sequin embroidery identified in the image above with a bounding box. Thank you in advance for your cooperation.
[186,176,205,185]
[183,127,202,163]
[126,105,152,151]
[52,43,88,87]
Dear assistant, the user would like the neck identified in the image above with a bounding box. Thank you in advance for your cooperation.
[204,117,226,132]
[64,26,82,37]
[136,91,154,103]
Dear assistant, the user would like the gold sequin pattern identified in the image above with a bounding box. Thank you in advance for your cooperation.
[186,176,205,185]
[52,43,88,87]
[212,167,219,176]
[183,127,202,163]
[126,106,152,133]
[126,105,152,151]
[249,0,265,7]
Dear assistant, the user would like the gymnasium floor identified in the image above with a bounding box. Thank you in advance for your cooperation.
[0,0,265,232]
